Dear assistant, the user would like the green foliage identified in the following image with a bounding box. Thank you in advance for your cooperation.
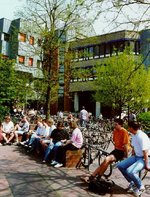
[0,56,28,117]
[93,47,150,115]
[137,111,150,131]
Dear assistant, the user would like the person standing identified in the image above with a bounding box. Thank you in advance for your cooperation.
[79,106,89,127]
[117,121,150,196]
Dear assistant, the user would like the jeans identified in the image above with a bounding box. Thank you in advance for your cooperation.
[117,155,145,189]
[44,141,62,161]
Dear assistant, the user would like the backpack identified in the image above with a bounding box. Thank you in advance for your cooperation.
[88,177,114,195]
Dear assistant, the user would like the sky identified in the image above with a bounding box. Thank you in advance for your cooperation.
[0,0,25,20]
[0,0,134,36]
[0,0,109,35]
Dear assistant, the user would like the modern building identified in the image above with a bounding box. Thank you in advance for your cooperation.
[64,29,150,118]
[1,17,150,116]
[0,18,43,78]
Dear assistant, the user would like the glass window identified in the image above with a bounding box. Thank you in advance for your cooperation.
[19,33,26,42]
[18,56,25,64]
[4,33,10,42]
[100,44,105,57]
[29,36,34,45]
[94,45,100,58]
[28,58,33,66]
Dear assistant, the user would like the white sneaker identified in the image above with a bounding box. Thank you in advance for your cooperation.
[133,185,145,196]
[51,160,58,166]
[54,163,63,168]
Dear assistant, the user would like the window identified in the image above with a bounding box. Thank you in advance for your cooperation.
[28,58,33,66]
[29,36,34,45]
[18,56,25,64]
[19,33,26,42]
[37,60,41,68]
[94,45,100,58]
[4,33,10,42]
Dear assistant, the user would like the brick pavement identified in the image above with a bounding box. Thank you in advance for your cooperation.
[0,145,149,197]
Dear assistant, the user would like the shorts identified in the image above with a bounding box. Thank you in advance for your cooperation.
[110,149,124,161]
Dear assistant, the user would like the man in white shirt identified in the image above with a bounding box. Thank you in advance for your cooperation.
[117,121,150,196]
[79,106,89,127]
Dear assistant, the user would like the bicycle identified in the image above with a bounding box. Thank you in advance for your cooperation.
[77,143,113,178]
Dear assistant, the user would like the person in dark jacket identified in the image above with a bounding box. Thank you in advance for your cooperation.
[42,121,69,163]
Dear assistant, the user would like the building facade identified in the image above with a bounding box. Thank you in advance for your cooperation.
[64,30,150,118]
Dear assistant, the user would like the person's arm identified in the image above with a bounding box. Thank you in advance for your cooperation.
[124,144,129,158]
[143,150,150,171]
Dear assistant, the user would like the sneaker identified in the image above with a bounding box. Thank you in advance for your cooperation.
[50,160,58,166]
[80,176,90,183]
[133,186,145,196]
[54,163,63,168]
[126,182,136,192]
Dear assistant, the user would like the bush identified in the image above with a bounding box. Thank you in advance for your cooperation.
[137,112,150,131]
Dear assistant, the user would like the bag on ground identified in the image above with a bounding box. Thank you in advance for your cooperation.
[88,177,114,195]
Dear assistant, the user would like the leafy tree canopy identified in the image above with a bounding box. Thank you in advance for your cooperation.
[93,47,150,115]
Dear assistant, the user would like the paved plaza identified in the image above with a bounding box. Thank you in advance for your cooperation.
[0,145,150,197]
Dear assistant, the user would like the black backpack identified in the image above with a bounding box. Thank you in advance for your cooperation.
[88,177,114,195]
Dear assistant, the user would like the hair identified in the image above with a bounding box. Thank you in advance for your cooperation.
[128,121,141,130]
[57,121,64,128]
[114,118,123,126]
[4,115,11,121]
[69,121,78,129]
[47,118,54,125]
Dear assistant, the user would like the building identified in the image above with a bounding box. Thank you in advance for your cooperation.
[1,17,150,116]
[64,29,150,118]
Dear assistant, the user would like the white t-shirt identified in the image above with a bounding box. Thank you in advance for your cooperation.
[79,109,88,121]
[2,121,14,133]
[132,130,150,157]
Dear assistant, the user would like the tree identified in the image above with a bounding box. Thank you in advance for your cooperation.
[94,0,150,33]
[0,56,28,119]
[16,0,99,118]
[93,47,150,117]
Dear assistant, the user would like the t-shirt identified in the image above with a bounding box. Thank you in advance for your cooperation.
[113,127,130,151]
[132,130,150,157]
[2,121,14,133]
[71,127,83,148]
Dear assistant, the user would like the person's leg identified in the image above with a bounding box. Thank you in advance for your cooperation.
[2,133,8,143]
[7,132,15,143]
[125,157,145,189]
[117,156,137,183]
[92,154,116,177]
[43,142,54,161]
[55,144,78,167]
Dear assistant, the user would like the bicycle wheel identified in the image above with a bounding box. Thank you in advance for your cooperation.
[98,152,113,179]
[81,145,92,169]
[139,169,148,180]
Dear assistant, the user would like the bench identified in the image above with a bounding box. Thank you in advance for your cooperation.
[65,149,82,168]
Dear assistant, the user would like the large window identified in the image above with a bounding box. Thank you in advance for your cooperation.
[29,36,34,45]
[19,33,26,42]
[18,56,25,64]
[4,33,10,42]
[28,58,33,66]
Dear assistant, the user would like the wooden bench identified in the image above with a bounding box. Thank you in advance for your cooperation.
[65,149,82,168]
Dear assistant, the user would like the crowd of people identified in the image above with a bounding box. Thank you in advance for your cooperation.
[0,106,150,196]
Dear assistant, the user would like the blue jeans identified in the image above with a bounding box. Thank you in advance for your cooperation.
[44,141,62,161]
[117,156,145,189]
